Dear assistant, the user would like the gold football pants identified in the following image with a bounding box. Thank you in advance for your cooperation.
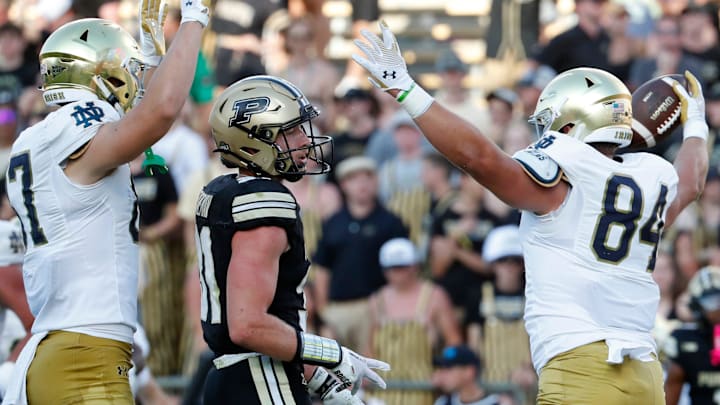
[26,330,133,404]
[537,340,664,405]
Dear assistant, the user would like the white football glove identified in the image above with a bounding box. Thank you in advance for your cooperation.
[181,0,211,27]
[138,0,168,66]
[307,367,365,405]
[351,20,414,92]
[331,347,390,395]
[672,70,709,140]
[352,21,434,118]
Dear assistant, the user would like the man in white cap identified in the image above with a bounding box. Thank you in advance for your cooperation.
[368,237,461,405]
[466,224,535,401]
[314,156,408,353]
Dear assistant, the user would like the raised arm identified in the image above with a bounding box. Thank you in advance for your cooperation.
[352,22,566,214]
[665,71,710,227]
[66,0,209,183]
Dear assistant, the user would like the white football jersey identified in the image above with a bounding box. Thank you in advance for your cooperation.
[521,133,678,372]
[5,97,138,343]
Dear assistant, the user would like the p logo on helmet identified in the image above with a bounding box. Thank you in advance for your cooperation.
[230,97,271,128]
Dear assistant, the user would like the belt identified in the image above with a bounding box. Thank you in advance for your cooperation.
[213,352,261,369]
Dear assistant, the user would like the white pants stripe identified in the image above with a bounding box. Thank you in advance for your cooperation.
[249,357,274,404]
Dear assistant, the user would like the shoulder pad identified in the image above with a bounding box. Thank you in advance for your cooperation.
[51,99,120,163]
[512,147,563,187]
[230,177,297,224]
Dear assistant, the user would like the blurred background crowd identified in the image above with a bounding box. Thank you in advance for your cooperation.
[0,0,719,404]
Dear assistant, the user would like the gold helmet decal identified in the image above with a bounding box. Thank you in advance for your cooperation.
[39,18,146,112]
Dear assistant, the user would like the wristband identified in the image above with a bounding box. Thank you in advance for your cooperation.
[295,331,342,367]
[396,82,434,119]
[683,119,709,141]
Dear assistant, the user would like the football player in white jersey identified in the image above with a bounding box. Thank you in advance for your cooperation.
[0,219,31,402]
[353,22,709,404]
[2,0,209,403]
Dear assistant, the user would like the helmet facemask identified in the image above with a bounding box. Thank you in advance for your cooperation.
[274,118,333,182]
[91,54,147,113]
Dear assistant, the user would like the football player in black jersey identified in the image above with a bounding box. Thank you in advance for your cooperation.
[666,266,720,405]
[197,75,390,404]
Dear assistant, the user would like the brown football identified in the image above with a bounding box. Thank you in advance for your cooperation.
[629,74,687,149]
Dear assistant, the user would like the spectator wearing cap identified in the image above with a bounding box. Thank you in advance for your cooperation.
[465,225,535,401]
[313,156,408,352]
[366,238,460,405]
[378,113,432,244]
[329,88,390,179]
[485,88,523,147]
[628,14,705,92]
[515,65,555,119]
[431,345,502,405]
[433,49,490,132]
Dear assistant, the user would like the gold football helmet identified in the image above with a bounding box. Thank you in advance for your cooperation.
[528,67,633,147]
[39,18,146,112]
[209,75,332,182]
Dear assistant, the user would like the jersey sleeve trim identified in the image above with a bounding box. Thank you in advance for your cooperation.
[231,192,297,223]
[512,148,564,188]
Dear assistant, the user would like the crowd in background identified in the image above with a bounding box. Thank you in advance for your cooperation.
[0,0,719,404]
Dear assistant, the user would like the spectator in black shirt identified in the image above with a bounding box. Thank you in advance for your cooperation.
[130,154,183,376]
[210,0,284,86]
[313,156,408,352]
[532,0,620,79]
[428,172,518,321]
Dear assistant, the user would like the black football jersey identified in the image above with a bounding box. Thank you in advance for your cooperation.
[667,325,720,404]
[196,174,309,355]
